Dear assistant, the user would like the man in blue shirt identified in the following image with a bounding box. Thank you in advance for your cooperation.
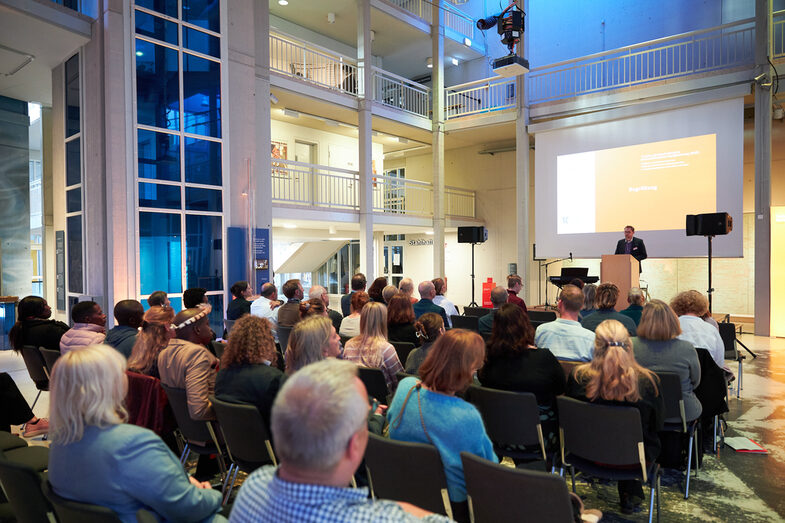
[229,359,449,523]
[535,285,595,361]
[413,281,450,327]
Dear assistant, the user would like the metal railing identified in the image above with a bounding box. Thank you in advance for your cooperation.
[372,175,434,216]
[444,76,517,119]
[528,19,757,105]
[269,34,359,95]
[372,67,431,118]
[385,0,473,39]
[775,10,785,60]
[387,0,432,23]
[446,186,475,217]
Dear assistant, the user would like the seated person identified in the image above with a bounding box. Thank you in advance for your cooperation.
[183,287,209,309]
[277,279,305,328]
[8,296,69,353]
[229,359,449,522]
[580,284,598,319]
[299,298,327,320]
[285,316,342,375]
[404,313,444,375]
[0,372,48,437]
[343,302,403,392]
[226,281,253,320]
[478,286,509,336]
[382,285,398,304]
[670,290,730,376]
[534,284,595,362]
[580,283,637,336]
[387,293,420,348]
[48,345,224,522]
[339,291,370,338]
[620,287,646,326]
[105,300,144,358]
[367,277,389,303]
[431,278,458,328]
[398,278,418,304]
[309,285,342,333]
[506,274,528,313]
[215,315,286,430]
[127,306,175,379]
[146,290,170,309]
[59,301,107,354]
[413,281,450,328]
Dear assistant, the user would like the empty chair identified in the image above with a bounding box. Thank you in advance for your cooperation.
[39,347,61,376]
[0,453,54,523]
[450,315,479,331]
[461,452,574,523]
[364,433,452,519]
[657,371,699,498]
[357,367,390,404]
[42,480,122,523]
[20,346,49,410]
[391,341,416,365]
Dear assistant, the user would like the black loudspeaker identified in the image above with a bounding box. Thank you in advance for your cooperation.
[457,226,488,244]
[685,212,733,236]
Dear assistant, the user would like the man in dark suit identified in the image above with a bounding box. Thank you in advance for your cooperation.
[340,273,366,316]
[412,281,450,327]
[478,286,509,336]
[614,225,647,272]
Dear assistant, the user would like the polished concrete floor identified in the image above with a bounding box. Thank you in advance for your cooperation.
[2,333,784,522]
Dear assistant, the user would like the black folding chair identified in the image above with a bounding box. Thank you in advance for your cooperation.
[528,310,558,324]
[656,372,699,498]
[462,306,491,317]
[210,341,227,359]
[224,319,236,336]
[364,433,452,519]
[461,452,574,523]
[339,334,353,347]
[557,359,582,380]
[0,454,53,523]
[391,341,416,366]
[694,348,729,453]
[42,480,122,523]
[39,347,62,377]
[557,396,660,523]
[357,367,390,404]
[210,396,277,503]
[20,346,49,410]
[278,325,293,351]
[450,315,479,331]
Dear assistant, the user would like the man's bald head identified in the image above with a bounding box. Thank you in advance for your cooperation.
[260,282,277,299]
[418,281,435,300]
[490,286,508,307]
[114,299,144,328]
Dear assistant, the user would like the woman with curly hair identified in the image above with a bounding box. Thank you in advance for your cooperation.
[670,290,728,373]
[215,315,286,428]
[342,302,403,392]
[127,306,175,379]
[284,315,342,375]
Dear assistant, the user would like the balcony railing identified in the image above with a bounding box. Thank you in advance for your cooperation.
[444,76,517,119]
[775,10,785,60]
[372,67,431,118]
[528,19,757,105]
[385,0,474,39]
[387,0,432,22]
[270,35,360,95]
[271,159,475,219]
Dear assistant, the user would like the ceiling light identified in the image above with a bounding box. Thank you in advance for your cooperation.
[278,0,288,5]
[398,137,409,144]
[426,57,433,69]
[464,37,472,47]
[426,231,434,235]
[269,93,279,104]
[282,108,300,118]
[370,30,375,41]
[451,57,459,66]
[282,223,297,229]
[135,51,143,56]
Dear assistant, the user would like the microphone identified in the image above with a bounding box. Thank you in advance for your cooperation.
[569,252,573,261]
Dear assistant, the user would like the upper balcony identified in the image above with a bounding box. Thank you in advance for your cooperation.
[382,0,475,45]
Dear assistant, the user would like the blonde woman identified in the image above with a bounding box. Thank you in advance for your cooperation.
[48,345,224,522]
[127,306,175,379]
[284,315,342,375]
[567,320,664,514]
[342,302,403,391]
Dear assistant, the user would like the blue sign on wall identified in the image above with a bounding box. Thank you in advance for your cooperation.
[227,226,270,293]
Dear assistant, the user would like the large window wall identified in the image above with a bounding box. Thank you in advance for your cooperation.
[133,0,224,333]
[64,53,83,313]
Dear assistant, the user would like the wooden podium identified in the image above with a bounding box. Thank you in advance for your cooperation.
[601,255,640,311]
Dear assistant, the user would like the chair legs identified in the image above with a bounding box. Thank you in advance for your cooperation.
[221,464,239,505]
[648,472,661,523]
[684,426,700,499]
[179,444,191,466]
[30,390,42,411]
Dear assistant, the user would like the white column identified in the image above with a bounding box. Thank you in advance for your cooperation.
[357,0,374,280]
[516,1,531,304]
[432,0,445,277]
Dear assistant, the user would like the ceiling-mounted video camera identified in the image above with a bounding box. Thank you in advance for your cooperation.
[476,2,529,77]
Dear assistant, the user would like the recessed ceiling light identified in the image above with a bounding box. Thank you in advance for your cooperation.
[282,223,297,229]
[426,231,434,235]
[278,0,288,5]
[451,57,459,66]
[464,37,472,47]
[426,57,433,69]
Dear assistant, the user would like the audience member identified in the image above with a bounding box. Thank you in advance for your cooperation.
[534,285,595,362]
[386,293,420,348]
[339,291,370,338]
[431,277,458,328]
[405,313,444,375]
[183,288,208,309]
[341,273,367,316]
[567,320,663,514]
[367,277,388,303]
[60,301,107,354]
[127,306,175,379]
[633,300,702,422]
[229,359,449,522]
[389,329,496,517]
[343,302,403,392]
[9,296,69,353]
[568,278,585,290]
[226,281,253,320]
[0,372,48,437]
[250,282,281,342]
[506,274,528,313]
[382,284,398,304]
[413,281,450,327]
[216,315,286,431]
[479,304,565,449]
[48,346,223,522]
[277,279,304,328]
[147,290,170,309]
[581,284,598,318]
[620,287,646,326]
[478,286,508,336]
[398,277,417,304]
[309,284,342,332]
[105,300,144,358]
[284,316,342,375]
[158,307,219,421]
[670,290,730,375]
[580,283,637,336]
[299,298,327,319]
[701,311,720,331]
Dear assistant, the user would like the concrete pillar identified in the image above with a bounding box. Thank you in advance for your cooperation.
[431,1,445,278]
[357,0,374,280]
[516,1,531,304]
[41,107,55,305]
[754,0,772,336]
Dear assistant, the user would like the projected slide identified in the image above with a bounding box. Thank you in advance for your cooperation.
[557,134,716,234]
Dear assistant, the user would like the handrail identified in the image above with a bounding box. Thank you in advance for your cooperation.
[446,75,511,91]
[273,157,358,176]
[374,174,431,187]
[371,66,429,89]
[270,31,358,65]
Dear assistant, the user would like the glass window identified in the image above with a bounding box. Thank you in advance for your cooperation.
[66,188,81,213]
[136,39,180,131]
[168,296,183,312]
[185,214,222,291]
[183,53,221,137]
[184,27,220,58]
[138,129,180,181]
[139,182,181,209]
[66,139,81,186]
[205,294,224,338]
[139,212,182,294]
[184,137,221,185]
[185,187,222,212]
[136,0,177,18]
[182,0,219,33]
[135,11,178,45]
[67,215,83,293]
[65,54,80,138]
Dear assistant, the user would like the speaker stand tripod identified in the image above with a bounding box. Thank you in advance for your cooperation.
[468,242,478,307]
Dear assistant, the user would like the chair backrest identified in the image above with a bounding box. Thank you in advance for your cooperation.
[556,396,644,467]
[463,306,491,318]
[450,315,479,331]
[210,396,276,469]
[390,341,416,365]
[339,334,352,347]
[557,359,582,380]
[21,346,49,389]
[210,341,227,359]
[396,371,417,382]
[42,480,122,523]
[461,452,574,523]
[224,319,236,335]
[656,371,686,430]
[364,433,451,517]
[357,367,390,404]
[39,347,61,376]
[466,386,543,454]
[718,322,737,359]
[527,310,558,324]
[125,371,177,436]
[0,456,53,523]
[278,325,293,352]
[160,385,213,443]
[694,348,729,417]
[136,509,159,523]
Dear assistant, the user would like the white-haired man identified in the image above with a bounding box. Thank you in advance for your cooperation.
[229,359,450,522]
[309,284,342,333]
